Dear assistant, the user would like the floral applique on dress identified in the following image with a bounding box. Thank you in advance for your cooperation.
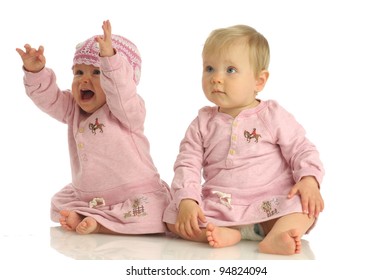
[261,198,279,217]
[124,197,148,218]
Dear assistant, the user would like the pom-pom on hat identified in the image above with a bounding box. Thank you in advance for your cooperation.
[73,35,142,85]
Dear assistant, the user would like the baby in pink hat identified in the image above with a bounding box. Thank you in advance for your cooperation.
[16,20,170,235]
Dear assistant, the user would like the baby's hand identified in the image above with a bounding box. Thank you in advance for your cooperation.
[287,176,324,218]
[16,44,46,73]
[96,20,114,57]
[175,199,207,239]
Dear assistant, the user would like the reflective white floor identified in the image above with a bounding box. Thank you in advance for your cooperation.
[1,226,319,279]
[49,226,315,260]
[2,211,390,280]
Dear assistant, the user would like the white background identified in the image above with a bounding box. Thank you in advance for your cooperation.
[1,0,391,279]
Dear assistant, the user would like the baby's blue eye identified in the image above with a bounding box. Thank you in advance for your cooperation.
[93,69,101,75]
[75,70,83,75]
[227,67,237,74]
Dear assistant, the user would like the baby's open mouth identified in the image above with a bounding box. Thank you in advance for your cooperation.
[81,90,95,100]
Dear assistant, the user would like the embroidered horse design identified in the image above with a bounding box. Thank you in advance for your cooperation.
[89,118,105,134]
[244,128,261,143]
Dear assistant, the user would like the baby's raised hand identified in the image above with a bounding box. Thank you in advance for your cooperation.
[16,44,46,73]
[287,176,324,218]
[96,20,114,57]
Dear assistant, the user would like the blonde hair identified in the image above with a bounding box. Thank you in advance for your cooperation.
[202,25,270,75]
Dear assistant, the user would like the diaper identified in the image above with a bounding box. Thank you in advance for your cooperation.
[239,224,264,241]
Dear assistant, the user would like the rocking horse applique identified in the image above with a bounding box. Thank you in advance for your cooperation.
[89,118,105,135]
[244,128,261,143]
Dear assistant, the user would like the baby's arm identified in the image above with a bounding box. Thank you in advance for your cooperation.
[175,199,207,238]
[16,43,74,123]
[96,20,115,57]
[267,102,324,218]
[96,20,143,130]
[287,176,324,218]
[16,44,46,73]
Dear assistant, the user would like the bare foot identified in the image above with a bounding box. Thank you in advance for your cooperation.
[59,210,82,231]
[206,223,241,248]
[258,229,302,255]
[76,216,100,234]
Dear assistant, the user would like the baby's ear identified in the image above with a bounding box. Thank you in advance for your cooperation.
[255,70,269,92]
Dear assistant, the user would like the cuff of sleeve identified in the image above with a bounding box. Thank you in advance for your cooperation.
[23,67,50,84]
[173,187,202,210]
[294,168,324,187]
[99,52,122,72]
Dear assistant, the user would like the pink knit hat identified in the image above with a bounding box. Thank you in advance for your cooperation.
[73,34,142,85]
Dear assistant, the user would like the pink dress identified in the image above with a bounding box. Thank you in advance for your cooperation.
[163,100,324,228]
[23,54,170,234]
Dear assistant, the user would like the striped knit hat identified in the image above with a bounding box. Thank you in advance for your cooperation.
[73,34,142,85]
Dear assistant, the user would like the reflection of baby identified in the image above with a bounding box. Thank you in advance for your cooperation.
[50,227,166,260]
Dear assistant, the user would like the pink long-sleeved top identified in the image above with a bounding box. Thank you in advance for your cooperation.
[23,54,170,234]
[163,100,324,227]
